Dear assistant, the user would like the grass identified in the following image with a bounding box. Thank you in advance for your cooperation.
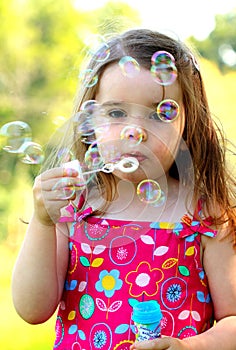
[0,244,56,350]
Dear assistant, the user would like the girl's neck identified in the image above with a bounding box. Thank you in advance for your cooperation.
[88,177,193,223]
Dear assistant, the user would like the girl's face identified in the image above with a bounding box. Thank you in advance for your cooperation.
[94,63,185,183]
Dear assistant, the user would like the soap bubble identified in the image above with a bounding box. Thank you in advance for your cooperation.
[52,178,76,200]
[119,56,140,78]
[85,34,110,62]
[151,50,175,66]
[74,102,102,144]
[79,69,98,87]
[97,142,122,164]
[137,179,162,204]
[19,141,44,164]
[84,144,103,169]
[93,41,110,62]
[151,63,177,86]
[120,125,144,146]
[151,190,166,207]
[93,125,110,142]
[151,51,177,86]
[0,121,32,153]
[75,112,94,137]
[157,99,179,122]
[80,100,99,114]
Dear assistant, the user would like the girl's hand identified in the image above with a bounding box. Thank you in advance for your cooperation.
[130,337,191,350]
[33,167,79,226]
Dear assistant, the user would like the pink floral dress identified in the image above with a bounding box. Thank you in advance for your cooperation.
[54,202,216,350]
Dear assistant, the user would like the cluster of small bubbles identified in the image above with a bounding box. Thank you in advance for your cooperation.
[74,100,100,144]
[79,68,98,88]
[150,50,177,86]
[157,99,179,122]
[120,125,144,146]
[75,111,94,139]
[136,179,162,204]
[0,121,44,164]
[118,56,140,78]
[79,35,111,89]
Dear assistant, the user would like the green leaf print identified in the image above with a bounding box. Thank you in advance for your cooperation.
[80,256,90,267]
[178,265,190,276]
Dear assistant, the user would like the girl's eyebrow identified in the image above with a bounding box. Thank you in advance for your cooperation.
[102,100,159,111]
[101,100,124,107]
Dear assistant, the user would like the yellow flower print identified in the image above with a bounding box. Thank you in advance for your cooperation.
[96,269,123,298]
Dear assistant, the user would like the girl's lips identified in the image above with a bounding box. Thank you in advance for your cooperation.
[122,152,147,162]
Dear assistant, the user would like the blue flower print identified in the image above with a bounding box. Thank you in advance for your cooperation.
[95,269,123,298]
[166,283,182,302]
[93,330,107,348]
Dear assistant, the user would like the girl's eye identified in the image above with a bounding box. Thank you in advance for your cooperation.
[107,109,128,119]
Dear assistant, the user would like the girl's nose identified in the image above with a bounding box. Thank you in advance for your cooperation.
[120,125,148,143]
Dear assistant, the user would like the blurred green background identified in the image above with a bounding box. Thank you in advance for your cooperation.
[0,1,235,349]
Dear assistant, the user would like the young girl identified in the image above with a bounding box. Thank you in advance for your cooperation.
[12,29,236,350]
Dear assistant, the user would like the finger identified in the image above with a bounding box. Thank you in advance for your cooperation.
[38,175,85,192]
[40,166,78,181]
[131,338,166,350]
[41,183,75,201]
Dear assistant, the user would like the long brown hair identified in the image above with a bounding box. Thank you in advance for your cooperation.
[44,28,236,242]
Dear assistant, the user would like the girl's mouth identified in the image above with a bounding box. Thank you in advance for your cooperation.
[122,152,147,162]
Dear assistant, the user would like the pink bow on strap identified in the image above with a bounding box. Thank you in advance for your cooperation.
[59,204,92,223]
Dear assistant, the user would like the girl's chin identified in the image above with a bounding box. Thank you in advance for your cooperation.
[113,169,163,184]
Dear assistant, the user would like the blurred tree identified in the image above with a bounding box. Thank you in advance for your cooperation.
[0,0,140,240]
[189,9,236,72]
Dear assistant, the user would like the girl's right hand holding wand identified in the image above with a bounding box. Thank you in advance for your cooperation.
[33,167,79,226]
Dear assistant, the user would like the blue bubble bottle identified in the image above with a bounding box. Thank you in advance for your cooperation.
[132,300,163,341]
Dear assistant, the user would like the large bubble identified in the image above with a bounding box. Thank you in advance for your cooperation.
[119,56,140,78]
[120,125,144,146]
[150,50,177,86]
[18,141,44,164]
[136,179,162,204]
[52,178,77,200]
[157,99,179,122]
[0,121,32,153]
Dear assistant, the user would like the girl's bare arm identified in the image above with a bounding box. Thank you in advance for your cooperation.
[12,218,69,324]
[12,167,78,324]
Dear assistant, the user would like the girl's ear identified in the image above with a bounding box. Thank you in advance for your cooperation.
[179,138,188,151]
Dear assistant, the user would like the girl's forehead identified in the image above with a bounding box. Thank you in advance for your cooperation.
[96,64,182,105]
